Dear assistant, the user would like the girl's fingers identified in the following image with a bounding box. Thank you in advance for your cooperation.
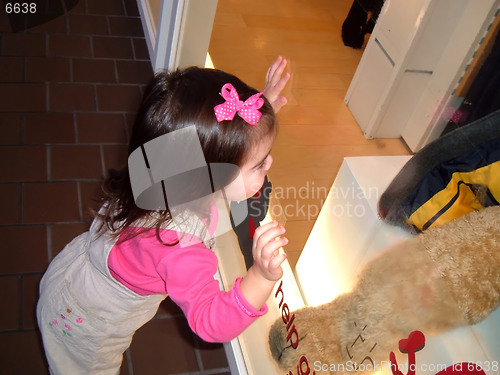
[253,220,279,239]
[266,251,287,281]
[252,222,288,278]
[274,58,287,79]
[266,56,287,86]
[254,225,286,250]
[278,71,290,89]
[272,97,288,113]
[251,222,288,280]
[266,56,283,82]
[269,252,287,270]
[263,56,290,113]
[269,57,286,81]
[261,236,287,259]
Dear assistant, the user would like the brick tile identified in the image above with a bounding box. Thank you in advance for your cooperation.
[198,340,229,370]
[116,60,153,84]
[93,36,134,59]
[130,317,199,374]
[0,145,47,182]
[72,58,116,83]
[0,184,20,225]
[1,33,46,56]
[109,16,143,37]
[157,298,184,317]
[80,181,105,220]
[69,14,108,35]
[132,38,150,60]
[24,112,76,144]
[49,34,91,57]
[26,57,71,82]
[77,113,127,143]
[50,222,89,257]
[50,145,103,179]
[124,0,140,17]
[0,56,24,82]
[22,273,43,330]
[0,276,18,330]
[96,85,141,112]
[0,83,46,112]
[22,182,80,223]
[87,0,125,15]
[49,83,96,111]
[124,113,135,137]
[68,0,85,14]
[0,9,12,33]
[27,13,67,33]
[0,331,49,374]
[0,113,22,145]
[102,144,128,171]
[0,225,48,273]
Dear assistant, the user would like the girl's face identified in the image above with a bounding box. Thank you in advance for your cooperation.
[224,135,274,201]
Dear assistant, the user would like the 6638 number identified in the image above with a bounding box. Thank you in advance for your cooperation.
[5,3,37,14]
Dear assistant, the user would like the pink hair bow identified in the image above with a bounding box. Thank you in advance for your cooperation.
[214,83,264,126]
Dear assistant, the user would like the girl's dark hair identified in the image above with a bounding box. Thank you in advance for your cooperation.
[97,67,277,241]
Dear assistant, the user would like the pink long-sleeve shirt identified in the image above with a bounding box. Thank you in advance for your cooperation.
[107,222,267,343]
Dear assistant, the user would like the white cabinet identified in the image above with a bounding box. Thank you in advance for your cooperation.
[294,156,413,307]
[345,0,500,152]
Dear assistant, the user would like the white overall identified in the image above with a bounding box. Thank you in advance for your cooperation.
[37,215,214,375]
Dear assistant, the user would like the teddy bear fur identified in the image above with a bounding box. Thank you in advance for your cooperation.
[269,206,500,374]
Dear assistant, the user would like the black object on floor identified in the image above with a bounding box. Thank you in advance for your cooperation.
[341,0,384,49]
[231,176,272,270]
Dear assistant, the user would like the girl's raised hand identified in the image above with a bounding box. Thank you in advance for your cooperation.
[263,56,290,113]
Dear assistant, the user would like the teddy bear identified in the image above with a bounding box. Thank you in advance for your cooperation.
[268,206,500,374]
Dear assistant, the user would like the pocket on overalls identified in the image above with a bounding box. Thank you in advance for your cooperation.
[44,280,110,362]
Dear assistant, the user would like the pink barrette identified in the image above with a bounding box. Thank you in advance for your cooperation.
[214,83,264,125]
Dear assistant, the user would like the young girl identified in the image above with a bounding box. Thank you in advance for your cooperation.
[36,57,290,374]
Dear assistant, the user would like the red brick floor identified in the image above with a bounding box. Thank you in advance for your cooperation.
[0,0,230,373]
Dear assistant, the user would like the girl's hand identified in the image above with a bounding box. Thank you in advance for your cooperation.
[263,56,290,113]
[251,221,288,281]
[240,221,288,310]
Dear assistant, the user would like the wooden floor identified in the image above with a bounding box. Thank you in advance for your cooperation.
[209,0,410,268]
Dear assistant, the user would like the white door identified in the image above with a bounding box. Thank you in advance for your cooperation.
[137,0,218,72]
